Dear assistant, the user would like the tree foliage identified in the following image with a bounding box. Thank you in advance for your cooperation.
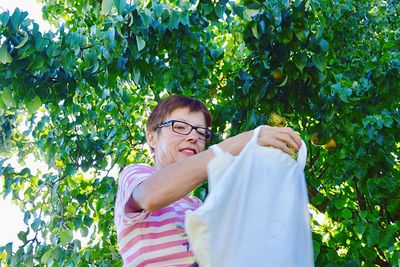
[0,0,399,266]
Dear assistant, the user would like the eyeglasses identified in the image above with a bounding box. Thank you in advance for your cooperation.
[156,120,212,141]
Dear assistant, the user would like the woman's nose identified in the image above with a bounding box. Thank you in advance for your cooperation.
[186,129,200,142]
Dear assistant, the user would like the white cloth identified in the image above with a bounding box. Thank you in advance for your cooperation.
[185,126,314,267]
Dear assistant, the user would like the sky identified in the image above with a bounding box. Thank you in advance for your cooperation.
[0,0,51,247]
[0,0,51,31]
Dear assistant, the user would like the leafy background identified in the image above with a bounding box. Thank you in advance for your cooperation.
[0,0,399,266]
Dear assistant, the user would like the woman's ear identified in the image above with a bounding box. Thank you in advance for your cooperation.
[146,131,158,149]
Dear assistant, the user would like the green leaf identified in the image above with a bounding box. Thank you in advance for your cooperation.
[313,240,321,261]
[31,218,40,231]
[319,38,329,52]
[153,2,163,17]
[139,8,152,27]
[251,23,259,39]
[315,24,324,40]
[360,246,376,261]
[116,23,124,38]
[210,48,224,60]
[0,43,12,64]
[73,216,82,228]
[41,249,52,264]
[67,205,76,215]
[83,215,93,227]
[332,83,352,103]
[15,32,29,49]
[17,231,27,242]
[354,223,367,236]
[31,55,45,70]
[10,8,21,31]
[244,8,259,20]
[294,27,309,43]
[342,208,352,220]
[52,247,62,261]
[230,2,244,18]
[169,10,180,29]
[65,164,76,176]
[339,88,352,103]
[181,13,190,26]
[200,3,213,15]
[2,88,16,107]
[281,29,293,44]
[0,96,5,110]
[277,75,288,87]
[136,36,146,51]
[293,53,307,72]
[215,4,225,19]
[101,0,113,15]
[80,227,89,237]
[0,10,10,26]
[134,68,140,84]
[60,229,73,245]
[114,0,126,14]
[312,55,324,72]
[334,198,346,209]
[26,96,42,114]
[367,225,380,247]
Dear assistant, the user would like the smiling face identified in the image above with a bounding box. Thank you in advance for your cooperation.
[147,107,207,169]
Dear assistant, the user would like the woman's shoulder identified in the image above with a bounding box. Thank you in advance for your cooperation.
[120,164,156,177]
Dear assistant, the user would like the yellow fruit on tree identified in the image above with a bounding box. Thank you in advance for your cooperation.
[269,112,286,127]
[272,69,284,81]
[322,138,337,151]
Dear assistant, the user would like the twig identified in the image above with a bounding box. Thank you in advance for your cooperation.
[310,147,321,168]
[80,45,93,50]
[316,161,329,181]
[110,93,136,147]
[20,207,43,249]
[52,174,68,185]
[48,183,66,228]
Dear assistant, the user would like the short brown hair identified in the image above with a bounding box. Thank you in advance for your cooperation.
[146,95,212,133]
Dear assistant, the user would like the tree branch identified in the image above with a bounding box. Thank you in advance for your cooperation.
[375,246,390,267]
[316,162,329,181]
[53,174,68,186]
[354,178,367,211]
[308,185,329,213]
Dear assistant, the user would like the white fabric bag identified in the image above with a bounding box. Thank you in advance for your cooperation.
[185,126,314,267]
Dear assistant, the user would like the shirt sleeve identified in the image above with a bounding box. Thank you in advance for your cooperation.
[188,195,203,207]
[114,164,156,226]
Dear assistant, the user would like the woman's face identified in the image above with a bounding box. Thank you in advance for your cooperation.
[148,107,207,169]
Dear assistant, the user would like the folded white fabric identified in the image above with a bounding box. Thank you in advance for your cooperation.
[185,126,314,267]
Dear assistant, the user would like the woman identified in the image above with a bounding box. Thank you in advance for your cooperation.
[114,95,302,266]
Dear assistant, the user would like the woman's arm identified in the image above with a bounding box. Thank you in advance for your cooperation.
[130,126,302,212]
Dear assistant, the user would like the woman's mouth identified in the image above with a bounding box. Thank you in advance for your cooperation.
[179,148,197,156]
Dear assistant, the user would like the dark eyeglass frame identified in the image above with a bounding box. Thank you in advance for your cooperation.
[156,120,212,141]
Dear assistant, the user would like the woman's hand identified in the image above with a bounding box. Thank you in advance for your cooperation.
[219,125,302,156]
[257,126,302,155]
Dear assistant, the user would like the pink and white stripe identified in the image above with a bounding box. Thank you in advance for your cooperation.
[114,164,202,266]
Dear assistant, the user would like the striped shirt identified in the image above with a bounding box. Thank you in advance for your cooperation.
[114,164,202,267]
